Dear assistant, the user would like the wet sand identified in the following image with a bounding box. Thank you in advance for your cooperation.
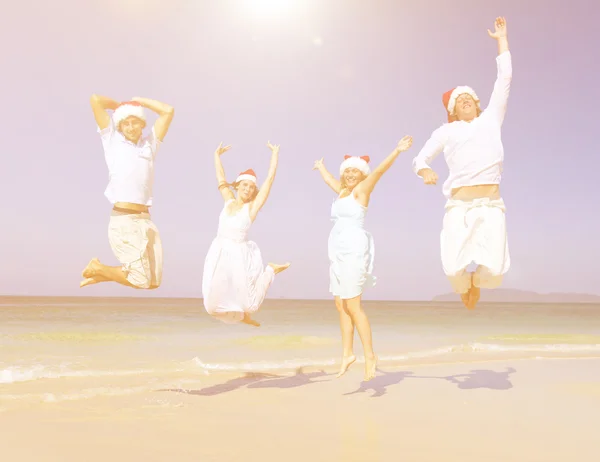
[2,358,599,461]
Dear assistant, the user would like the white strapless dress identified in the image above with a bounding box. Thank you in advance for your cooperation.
[202,200,275,323]
[328,194,375,299]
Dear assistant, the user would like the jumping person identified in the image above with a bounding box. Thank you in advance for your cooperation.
[80,95,174,289]
[202,142,290,327]
[313,136,414,381]
[412,17,512,309]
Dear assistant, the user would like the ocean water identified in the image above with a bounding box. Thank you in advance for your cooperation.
[1,296,600,410]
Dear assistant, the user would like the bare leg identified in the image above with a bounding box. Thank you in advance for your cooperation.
[241,313,260,327]
[268,262,291,274]
[80,258,136,288]
[467,272,481,309]
[449,269,473,309]
[460,290,470,308]
[344,294,377,381]
[459,271,474,308]
[334,296,356,378]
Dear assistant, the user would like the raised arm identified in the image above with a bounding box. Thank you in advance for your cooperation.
[249,142,279,221]
[90,94,119,130]
[215,142,235,202]
[412,128,446,185]
[355,136,413,197]
[130,96,175,141]
[486,17,511,123]
[312,158,342,194]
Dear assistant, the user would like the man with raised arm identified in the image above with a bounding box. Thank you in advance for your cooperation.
[80,95,174,289]
[412,17,512,309]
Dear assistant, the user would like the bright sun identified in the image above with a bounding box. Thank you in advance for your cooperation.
[241,0,298,18]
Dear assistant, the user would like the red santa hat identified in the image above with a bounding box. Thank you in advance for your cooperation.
[339,155,371,176]
[235,169,257,184]
[442,86,480,122]
[113,101,147,127]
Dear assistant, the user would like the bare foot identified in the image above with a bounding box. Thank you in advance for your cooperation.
[80,275,110,288]
[467,285,481,309]
[268,262,291,275]
[82,258,101,279]
[460,291,470,308]
[364,355,378,381]
[242,313,261,327]
[336,354,356,378]
[80,278,98,288]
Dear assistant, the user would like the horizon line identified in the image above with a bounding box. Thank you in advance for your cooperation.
[1,294,600,304]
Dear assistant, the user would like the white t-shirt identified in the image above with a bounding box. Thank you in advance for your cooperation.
[412,51,513,198]
[98,119,161,206]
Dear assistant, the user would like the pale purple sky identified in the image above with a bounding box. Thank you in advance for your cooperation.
[1,0,597,300]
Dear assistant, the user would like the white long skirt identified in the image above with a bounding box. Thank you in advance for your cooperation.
[202,237,275,324]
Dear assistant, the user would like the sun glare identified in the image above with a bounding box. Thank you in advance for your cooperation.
[241,0,299,19]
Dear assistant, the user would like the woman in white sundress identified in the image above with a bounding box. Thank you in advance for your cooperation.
[202,142,290,327]
[313,135,413,381]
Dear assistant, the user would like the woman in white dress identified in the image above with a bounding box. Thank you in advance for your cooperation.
[313,136,413,381]
[202,142,290,327]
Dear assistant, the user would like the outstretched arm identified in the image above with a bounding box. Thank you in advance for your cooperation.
[486,17,511,123]
[215,142,235,202]
[312,158,342,194]
[249,142,279,221]
[355,136,413,197]
[131,96,175,141]
[413,136,444,186]
[90,94,119,130]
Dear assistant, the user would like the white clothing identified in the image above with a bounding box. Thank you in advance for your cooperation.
[412,51,512,198]
[98,119,161,206]
[328,193,375,299]
[202,200,275,324]
[441,197,510,293]
[108,210,163,289]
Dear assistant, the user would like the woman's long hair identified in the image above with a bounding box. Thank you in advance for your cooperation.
[339,171,367,191]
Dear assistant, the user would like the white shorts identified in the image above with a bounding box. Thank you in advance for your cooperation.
[441,197,510,293]
[108,210,163,289]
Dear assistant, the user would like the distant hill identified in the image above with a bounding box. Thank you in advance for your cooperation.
[432,288,600,303]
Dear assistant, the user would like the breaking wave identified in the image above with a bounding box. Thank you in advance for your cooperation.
[192,341,600,372]
[0,365,157,385]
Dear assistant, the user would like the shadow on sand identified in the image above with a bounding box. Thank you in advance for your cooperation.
[344,367,517,397]
[159,368,334,397]
[159,366,516,398]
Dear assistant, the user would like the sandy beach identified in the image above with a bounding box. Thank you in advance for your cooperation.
[2,359,600,461]
[2,297,600,461]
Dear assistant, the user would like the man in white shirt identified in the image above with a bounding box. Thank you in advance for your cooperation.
[412,17,511,309]
[80,95,174,289]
